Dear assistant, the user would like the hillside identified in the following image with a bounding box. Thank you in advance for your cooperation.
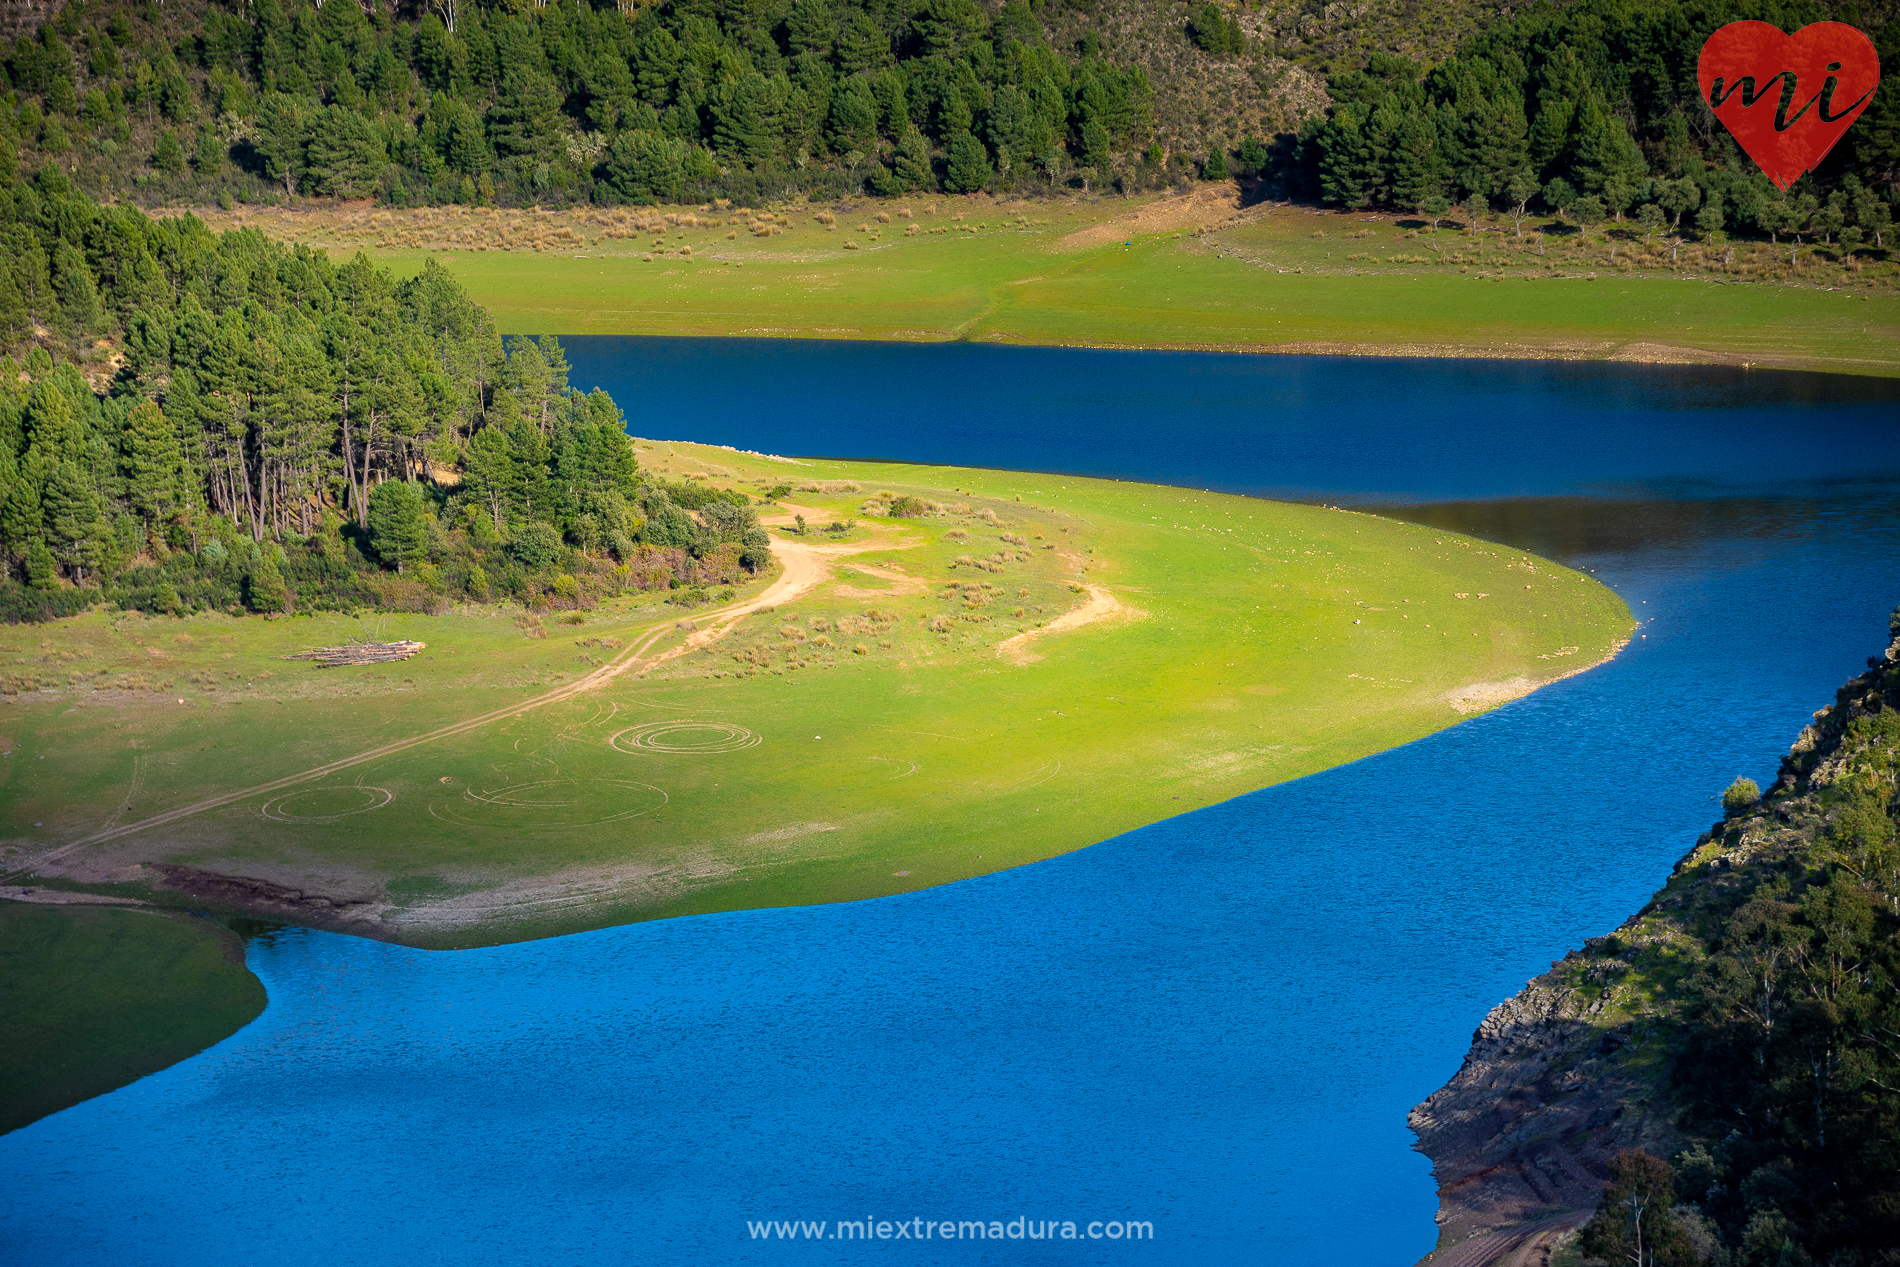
[1411,609,1900,1265]
[5,0,1897,263]
[0,0,1516,211]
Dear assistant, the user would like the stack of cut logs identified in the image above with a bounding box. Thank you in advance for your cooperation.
[283,640,427,668]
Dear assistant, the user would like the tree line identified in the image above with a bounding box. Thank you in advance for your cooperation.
[1285,0,1900,246]
[0,0,1156,208]
[0,167,769,622]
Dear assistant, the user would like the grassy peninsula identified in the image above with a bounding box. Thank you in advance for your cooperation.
[8,442,1633,951]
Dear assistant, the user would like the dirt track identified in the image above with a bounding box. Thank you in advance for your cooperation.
[28,532,900,869]
[994,583,1139,663]
[1416,1211,1589,1267]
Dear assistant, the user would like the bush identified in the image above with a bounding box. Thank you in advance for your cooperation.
[1722,777,1761,815]
[1188,3,1245,54]
[244,550,292,614]
[508,521,565,569]
[0,583,94,623]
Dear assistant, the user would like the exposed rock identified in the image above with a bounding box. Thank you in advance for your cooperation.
[1409,613,1900,1264]
[148,864,390,934]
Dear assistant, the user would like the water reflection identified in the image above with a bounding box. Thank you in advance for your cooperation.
[1369,488,1900,563]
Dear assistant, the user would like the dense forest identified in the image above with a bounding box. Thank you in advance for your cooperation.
[1,0,1896,231]
[1562,617,1900,1266]
[0,168,770,623]
[0,0,1161,208]
[1295,0,1900,241]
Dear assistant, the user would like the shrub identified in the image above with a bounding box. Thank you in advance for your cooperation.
[1188,3,1245,53]
[508,521,565,569]
[1722,777,1761,815]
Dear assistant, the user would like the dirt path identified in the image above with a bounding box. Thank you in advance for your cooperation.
[833,562,926,599]
[0,884,149,907]
[1049,182,1245,252]
[994,583,1139,664]
[1415,1211,1589,1267]
[27,533,909,869]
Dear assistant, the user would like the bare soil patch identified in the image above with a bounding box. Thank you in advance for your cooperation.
[1050,183,1245,252]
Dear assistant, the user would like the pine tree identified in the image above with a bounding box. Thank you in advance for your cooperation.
[368,478,429,574]
[786,0,836,60]
[121,399,182,525]
[52,241,103,337]
[944,132,991,193]
[23,537,56,588]
[0,475,42,565]
[40,460,103,582]
[244,547,291,613]
[304,106,386,199]
[1572,99,1646,203]
[487,67,563,170]
[153,130,187,173]
[892,128,933,192]
[1082,118,1112,176]
[712,73,781,169]
[1389,110,1444,210]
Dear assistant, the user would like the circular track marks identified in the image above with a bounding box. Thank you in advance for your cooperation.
[430,779,669,832]
[261,786,395,823]
[610,721,761,755]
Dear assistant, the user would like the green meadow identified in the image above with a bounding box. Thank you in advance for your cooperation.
[290,195,1900,377]
[7,446,1633,950]
[0,902,265,1134]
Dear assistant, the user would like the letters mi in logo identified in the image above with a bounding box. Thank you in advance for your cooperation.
[1699,22,1881,191]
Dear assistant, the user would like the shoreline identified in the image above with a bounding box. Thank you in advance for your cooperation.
[572,324,1885,379]
[157,193,1900,382]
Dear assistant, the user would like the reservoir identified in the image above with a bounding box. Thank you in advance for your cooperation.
[4,346,1897,1265]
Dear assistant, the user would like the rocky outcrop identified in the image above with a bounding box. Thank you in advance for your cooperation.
[1406,942,1683,1255]
[1409,610,1900,1265]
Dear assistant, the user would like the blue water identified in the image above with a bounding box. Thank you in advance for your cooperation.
[5,346,1898,1266]
[563,338,1900,503]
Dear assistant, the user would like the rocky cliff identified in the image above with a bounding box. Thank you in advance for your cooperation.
[1408,609,1900,1265]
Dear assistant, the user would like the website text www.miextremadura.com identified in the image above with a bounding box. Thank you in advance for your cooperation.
[747,1217,1155,1242]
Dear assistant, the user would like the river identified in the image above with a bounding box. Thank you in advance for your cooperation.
[4,345,1896,1265]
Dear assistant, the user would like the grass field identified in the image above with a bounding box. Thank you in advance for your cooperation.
[5,446,1632,950]
[0,901,265,1134]
[182,187,1900,377]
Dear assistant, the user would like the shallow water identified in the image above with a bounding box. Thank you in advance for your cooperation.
[5,346,1897,1266]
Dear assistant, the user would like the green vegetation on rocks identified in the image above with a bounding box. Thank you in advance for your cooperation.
[1414,609,1900,1264]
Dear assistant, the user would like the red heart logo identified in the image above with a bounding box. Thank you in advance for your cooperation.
[1698,21,1880,191]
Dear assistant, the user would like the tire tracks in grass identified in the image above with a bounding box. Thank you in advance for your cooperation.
[23,534,908,870]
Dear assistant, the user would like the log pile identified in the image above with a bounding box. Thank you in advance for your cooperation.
[282,640,427,668]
